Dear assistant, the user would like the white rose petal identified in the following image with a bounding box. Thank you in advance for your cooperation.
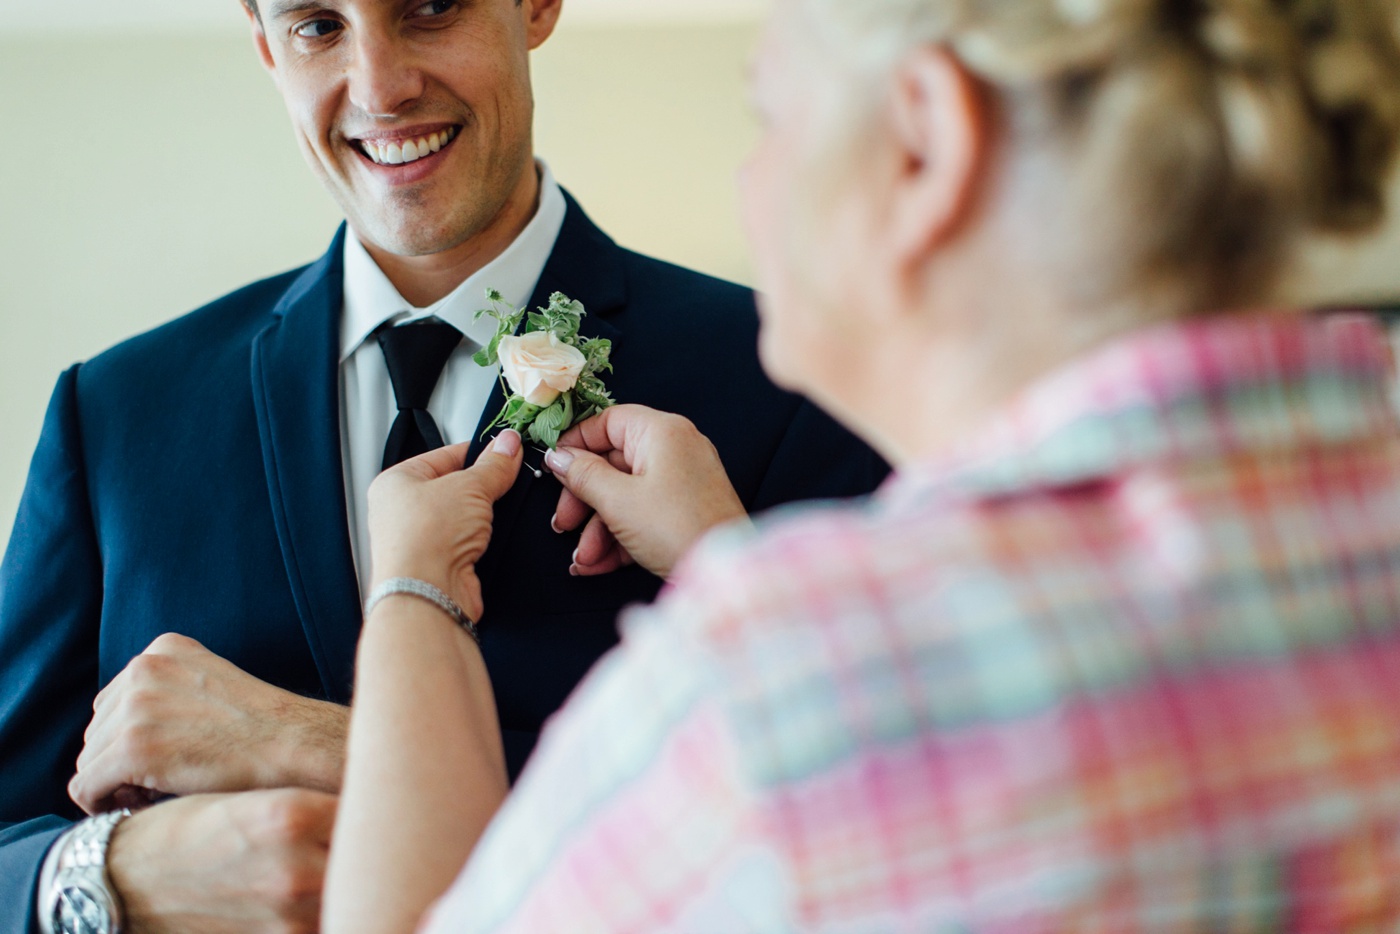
[497,331,588,408]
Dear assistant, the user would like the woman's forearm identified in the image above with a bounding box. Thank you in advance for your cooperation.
[323,598,508,934]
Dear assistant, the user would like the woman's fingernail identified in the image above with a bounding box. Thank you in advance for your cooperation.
[569,564,581,577]
[545,448,575,474]
[492,430,522,456]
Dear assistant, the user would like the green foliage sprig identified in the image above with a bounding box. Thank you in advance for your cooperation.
[474,289,615,450]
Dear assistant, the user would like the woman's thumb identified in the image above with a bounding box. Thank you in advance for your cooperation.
[545,445,629,514]
[466,429,525,501]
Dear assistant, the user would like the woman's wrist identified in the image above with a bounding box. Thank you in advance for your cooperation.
[368,561,457,604]
[365,577,481,645]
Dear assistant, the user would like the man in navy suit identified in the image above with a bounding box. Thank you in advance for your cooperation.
[0,0,886,930]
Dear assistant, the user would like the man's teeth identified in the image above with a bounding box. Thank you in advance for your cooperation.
[359,127,457,166]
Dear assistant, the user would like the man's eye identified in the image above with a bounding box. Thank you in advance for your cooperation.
[294,18,343,38]
[411,0,456,17]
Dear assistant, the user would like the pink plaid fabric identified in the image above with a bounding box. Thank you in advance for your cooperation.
[424,311,1400,932]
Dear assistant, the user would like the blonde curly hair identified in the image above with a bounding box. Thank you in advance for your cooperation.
[800,0,1400,311]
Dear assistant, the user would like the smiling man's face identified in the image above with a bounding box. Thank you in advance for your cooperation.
[251,0,554,258]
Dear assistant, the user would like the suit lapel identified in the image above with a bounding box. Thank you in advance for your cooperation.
[248,197,627,666]
[468,193,627,598]
[250,226,363,702]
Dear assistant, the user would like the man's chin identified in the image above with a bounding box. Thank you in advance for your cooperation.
[352,220,466,259]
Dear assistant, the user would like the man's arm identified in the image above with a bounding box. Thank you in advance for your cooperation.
[0,366,106,932]
[68,632,349,814]
[1,368,342,934]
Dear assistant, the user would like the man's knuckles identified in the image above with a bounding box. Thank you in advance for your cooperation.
[119,683,172,717]
[123,651,181,686]
[66,774,93,810]
[145,632,206,655]
[113,720,168,769]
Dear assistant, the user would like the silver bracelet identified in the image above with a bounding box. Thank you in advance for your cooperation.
[365,577,480,645]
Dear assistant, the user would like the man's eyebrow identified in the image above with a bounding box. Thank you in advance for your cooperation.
[265,0,328,20]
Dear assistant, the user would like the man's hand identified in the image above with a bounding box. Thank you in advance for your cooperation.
[545,405,748,579]
[107,790,337,934]
[69,634,348,814]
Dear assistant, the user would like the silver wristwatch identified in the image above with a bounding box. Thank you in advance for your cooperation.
[41,809,132,934]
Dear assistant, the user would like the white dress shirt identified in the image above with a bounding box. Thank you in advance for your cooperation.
[340,163,567,599]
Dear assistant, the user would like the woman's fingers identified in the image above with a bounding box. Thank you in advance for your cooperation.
[575,514,616,568]
[554,404,662,464]
[386,442,473,482]
[552,487,593,534]
[384,430,523,497]
[456,430,524,504]
[366,431,524,615]
[545,447,633,517]
[571,524,633,577]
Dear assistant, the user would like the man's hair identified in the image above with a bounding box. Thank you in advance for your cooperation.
[242,0,524,19]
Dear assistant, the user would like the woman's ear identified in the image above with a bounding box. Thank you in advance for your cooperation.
[886,47,991,265]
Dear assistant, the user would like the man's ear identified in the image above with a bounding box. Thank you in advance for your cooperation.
[245,2,279,81]
[886,47,990,265]
[523,0,564,51]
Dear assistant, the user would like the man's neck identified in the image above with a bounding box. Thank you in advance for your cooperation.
[360,165,543,308]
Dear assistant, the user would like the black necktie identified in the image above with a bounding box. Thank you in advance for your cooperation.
[378,318,463,470]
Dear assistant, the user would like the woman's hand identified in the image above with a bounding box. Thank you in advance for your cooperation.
[367,430,524,622]
[545,406,748,579]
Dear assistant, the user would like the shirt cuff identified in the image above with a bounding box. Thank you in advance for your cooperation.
[33,825,71,934]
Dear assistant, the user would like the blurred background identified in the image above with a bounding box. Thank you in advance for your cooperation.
[1,0,1398,546]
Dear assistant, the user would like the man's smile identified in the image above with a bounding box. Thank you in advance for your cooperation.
[352,124,460,167]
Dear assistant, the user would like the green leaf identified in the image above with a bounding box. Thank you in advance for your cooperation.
[472,289,526,372]
[537,395,572,432]
[507,398,543,432]
[479,395,541,440]
[527,394,573,449]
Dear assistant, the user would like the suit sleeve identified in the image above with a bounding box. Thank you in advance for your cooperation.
[0,365,104,932]
[751,399,891,513]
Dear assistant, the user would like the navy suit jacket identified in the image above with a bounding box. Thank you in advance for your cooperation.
[0,195,888,928]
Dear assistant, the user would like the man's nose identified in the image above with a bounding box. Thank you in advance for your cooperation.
[346,32,425,117]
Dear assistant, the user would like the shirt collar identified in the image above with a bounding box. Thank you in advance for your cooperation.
[339,160,568,362]
[885,312,1398,509]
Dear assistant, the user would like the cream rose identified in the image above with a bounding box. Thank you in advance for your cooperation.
[497,331,588,407]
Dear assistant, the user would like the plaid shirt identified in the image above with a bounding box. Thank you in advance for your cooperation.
[424,312,1400,932]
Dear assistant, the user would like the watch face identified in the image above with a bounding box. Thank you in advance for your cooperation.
[55,886,111,934]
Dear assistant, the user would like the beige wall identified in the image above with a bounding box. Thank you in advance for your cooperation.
[2,21,1399,548]
[0,22,760,546]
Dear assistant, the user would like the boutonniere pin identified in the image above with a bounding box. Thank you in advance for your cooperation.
[474,289,615,452]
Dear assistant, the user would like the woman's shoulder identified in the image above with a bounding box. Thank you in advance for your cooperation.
[649,482,987,648]
[633,474,1108,716]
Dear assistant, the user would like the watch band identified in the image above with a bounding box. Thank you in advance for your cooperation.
[42,809,131,934]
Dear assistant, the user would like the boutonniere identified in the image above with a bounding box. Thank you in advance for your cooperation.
[473,289,615,450]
